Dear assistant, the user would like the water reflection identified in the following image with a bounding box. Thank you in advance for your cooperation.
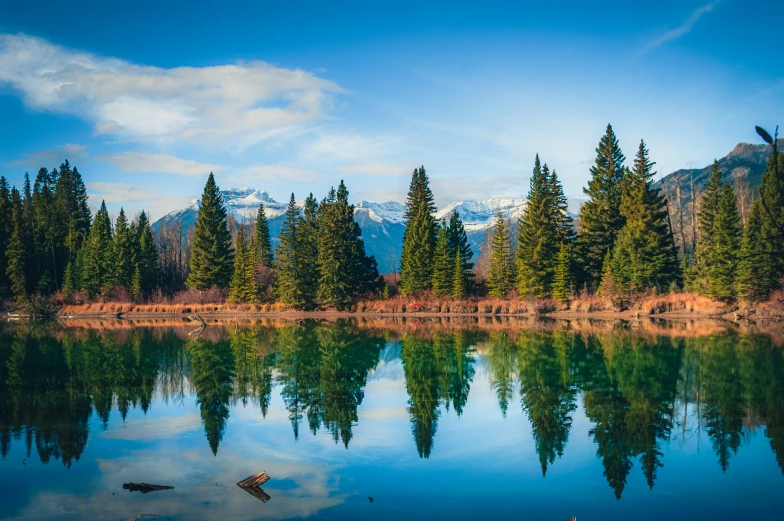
[1,320,783,501]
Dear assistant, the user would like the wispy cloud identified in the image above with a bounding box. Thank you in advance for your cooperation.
[99,152,223,176]
[0,33,345,149]
[338,163,411,177]
[6,144,87,168]
[87,181,193,219]
[640,2,720,56]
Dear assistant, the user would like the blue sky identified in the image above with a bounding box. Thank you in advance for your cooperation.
[0,0,781,219]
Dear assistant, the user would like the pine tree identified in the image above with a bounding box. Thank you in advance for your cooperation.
[134,211,158,300]
[486,213,514,298]
[551,242,572,302]
[447,211,474,292]
[81,201,113,299]
[187,173,233,290]
[228,227,250,303]
[255,202,275,269]
[300,194,320,308]
[452,249,466,299]
[690,160,723,292]
[598,250,616,297]
[245,228,260,303]
[576,124,626,289]
[276,194,305,307]
[707,184,741,300]
[112,208,134,289]
[608,141,679,293]
[6,189,27,304]
[736,203,774,302]
[0,177,11,291]
[130,264,142,301]
[432,222,452,297]
[756,149,784,289]
[400,166,437,295]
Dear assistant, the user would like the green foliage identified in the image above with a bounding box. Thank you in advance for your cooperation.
[516,156,573,298]
[112,208,134,289]
[431,222,452,297]
[186,173,233,290]
[80,201,114,299]
[486,213,514,298]
[300,194,320,308]
[756,151,784,287]
[228,226,256,304]
[400,166,437,295]
[576,124,627,289]
[255,202,275,269]
[451,249,467,299]
[276,194,305,307]
[707,184,741,300]
[0,177,11,291]
[133,211,158,300]
[6,190,27,303]
[608,142,680,293]
[690,160,724,293]
[736,203,774,301]
[551,242,572,302]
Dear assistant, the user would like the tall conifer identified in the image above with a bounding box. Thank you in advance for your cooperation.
[112,208,134,289]
[551,243,572,302]
[736,203,774,301]
[300,194,320,308]
[276,194,305,307]
[6,189,26,303]
[400,166,437,295]
[432,222,452,297]
[690,161,723,292]
[486,213,514,298]
[186,173,233,290]
[576,124,626,289]
[255,202,275,268]
[707,184,741,300]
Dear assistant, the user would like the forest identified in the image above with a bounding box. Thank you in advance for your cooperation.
[1,124,782,312]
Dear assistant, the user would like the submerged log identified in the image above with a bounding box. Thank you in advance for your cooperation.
[237,471,271,502]
[237,471,270,488]
[123,483,174,494]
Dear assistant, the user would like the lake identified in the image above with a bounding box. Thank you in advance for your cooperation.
[1,318,782,520]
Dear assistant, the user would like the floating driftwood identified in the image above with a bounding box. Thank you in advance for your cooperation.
[237,471,271,503]
[123,483,174,494]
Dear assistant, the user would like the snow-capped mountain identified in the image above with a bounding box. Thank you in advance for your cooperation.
[154,188,528,274]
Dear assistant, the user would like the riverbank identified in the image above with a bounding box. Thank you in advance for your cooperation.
[13,291,781,323]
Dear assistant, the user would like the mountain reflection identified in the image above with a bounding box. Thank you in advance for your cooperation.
[1,320,784,499]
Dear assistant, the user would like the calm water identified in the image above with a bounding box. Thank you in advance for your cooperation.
[1,319,782,520]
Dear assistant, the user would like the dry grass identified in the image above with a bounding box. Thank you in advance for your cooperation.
[635,293,736,316]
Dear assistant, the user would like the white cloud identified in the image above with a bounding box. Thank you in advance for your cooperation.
[232,164,317,181]
[87,181,193,219]
[0,33,345,149]
[300,129,405,162]
[6,143,87,168]
[640,2,720,56]
[99,152,223,176]
[338,163,411,177]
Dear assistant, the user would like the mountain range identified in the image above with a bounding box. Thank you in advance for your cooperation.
[154,139,778,274]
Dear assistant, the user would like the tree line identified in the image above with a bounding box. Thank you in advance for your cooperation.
[2,124,782,308]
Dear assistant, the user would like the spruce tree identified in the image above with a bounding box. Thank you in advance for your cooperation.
[81,201,113,299]
[432,222,452,297]
[245,228,260,303]
[112,208,134,289]
[690,161,723,292]
[400,166,437,295]
[452,249,466,299]
[486,213,514,298]
[228,226,250,304]
[736,203,774,301]
[551,243,572,302]
[255,202,275,269]
[608,141,679,293]
[707,184,741,300]
[134,211,158,300]
[756,149,784,288]
[130,264,142,302]
[517,157,553,297]
[447,211,474,292]
[576,124,626,289]
[300,194,320,308]
[276,194,305,307]
[0,177,11,291]
[186,173,233,290]
[6,189,27,304]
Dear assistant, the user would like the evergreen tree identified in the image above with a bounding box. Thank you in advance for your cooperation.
[400,166,437,295]
[186,173,233,290]
[112,208,134,289]
[300,194,320,308]
[707,184,741,300]
[0,177,11,291]
[690,160,723,292]
[134,211,158,300]
[551,242,572,302]
[516,157,571,298]
[608,141,679,293]
[447,211,474,288]
[451,249,466,299]
[6,189,27,303]
[80,201,113,299]
[255,202,275,269]
[486,213,514,298]
[576,124,626,289]
[276,194,305,307]
[736,203,774,301]
[756,149,784,289]
[130,264,142,302]
[245,228,261,302]
[432,222,452,297]
[228,226,250,304]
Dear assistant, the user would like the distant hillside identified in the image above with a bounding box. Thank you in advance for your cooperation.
[657,139,780,249]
